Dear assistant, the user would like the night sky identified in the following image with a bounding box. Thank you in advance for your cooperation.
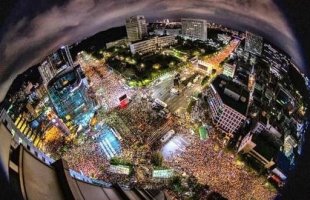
[1,0,310,199]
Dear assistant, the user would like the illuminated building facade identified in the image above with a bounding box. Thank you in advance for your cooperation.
[129,35,176,55]
[262,43,290,78]
[38,60,57,85]
[205,75,249,134]
[130,37,157,54]
[0,109,166,200]
[126,15,148,42]
[47,65,94,126]
[106,38,128,49]
[197,60,212,74]
[222,63,236,78]
[48,45,74,70]
[181,18,207,41]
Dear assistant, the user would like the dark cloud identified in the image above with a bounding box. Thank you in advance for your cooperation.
[0,0,304,100]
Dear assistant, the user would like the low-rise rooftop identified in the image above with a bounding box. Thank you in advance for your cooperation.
[252,130,282,161]
[212,75,249,115]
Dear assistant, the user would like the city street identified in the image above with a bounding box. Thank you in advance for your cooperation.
[59,37,277,199]
[150,68,203,113]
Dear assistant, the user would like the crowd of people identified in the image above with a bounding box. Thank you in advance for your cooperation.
[203,39,240,74]
[61,138,131,185]
[164,132,277,200]
[44,52,278,199]
[118,95,172,145]
[80,55,135,110]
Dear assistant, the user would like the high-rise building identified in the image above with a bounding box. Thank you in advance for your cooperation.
[48,45,74,70]
[181,18,207,41]
[126,15,148,42]
[38,60,57,85]
[61,45,74,67]
[244,31,263,56]
[262,43,290,78]
[205,75,249,134]
[222,63,236,78]
[47,65,94,126]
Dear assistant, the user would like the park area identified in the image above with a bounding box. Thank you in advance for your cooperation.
[173,38,220,57]
[107,50,181,87]
[90,33,228,88]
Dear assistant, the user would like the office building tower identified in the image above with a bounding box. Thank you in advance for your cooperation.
[245,31,263,56]
[126,15,148,42]
[248,66,256,91]
[48,45,74,70]
[181,18,207,41]
[38,60,57,85]
[61,45,74,67]
[205,75,249,134]
[262,43,290,78]
[47,65,94,126]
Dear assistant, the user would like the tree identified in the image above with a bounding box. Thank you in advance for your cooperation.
[151,151,163,167]
[169,175,182,192]
[201,76,210,85]
[187,175,198,189]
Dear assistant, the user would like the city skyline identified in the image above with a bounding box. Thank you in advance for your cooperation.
[1,1,310,200]
[0,0,307,102]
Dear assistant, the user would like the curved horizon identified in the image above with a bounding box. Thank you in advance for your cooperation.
[0,0,307,101]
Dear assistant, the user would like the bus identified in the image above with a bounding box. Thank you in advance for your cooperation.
[154,98,167,108]
[161,130,175,143]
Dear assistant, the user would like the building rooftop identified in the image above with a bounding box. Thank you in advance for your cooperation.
[212,75,249,115]
[47,65,79,88]
[252,131,281,161]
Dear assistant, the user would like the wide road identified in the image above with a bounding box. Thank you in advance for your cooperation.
[150,70,202,113]
[150,39,240,114]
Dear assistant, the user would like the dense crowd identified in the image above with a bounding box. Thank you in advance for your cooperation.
[42,52,278,199]
[203,39,240,71]
[164,133,277,200]
[80,57,135,109]
[62,138,130,184]
[118,96,173,144]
